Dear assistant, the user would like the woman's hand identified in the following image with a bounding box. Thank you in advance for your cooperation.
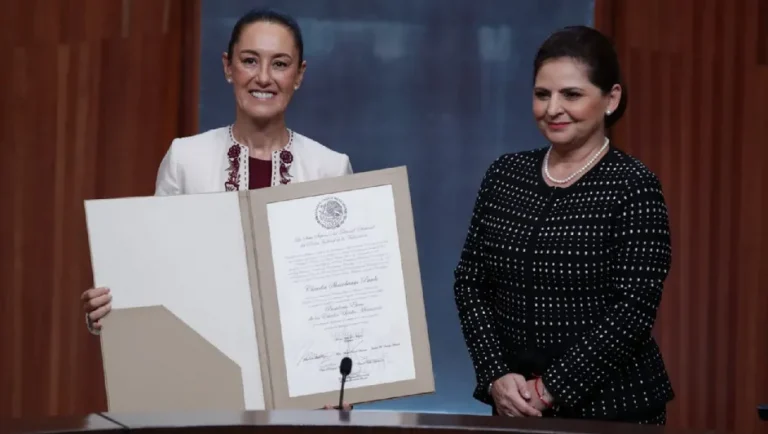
[526,379,554,411]
[81,287,112,331]
[491,374,542,417]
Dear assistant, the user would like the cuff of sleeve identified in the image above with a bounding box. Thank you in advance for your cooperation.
[473,365,510,406]
[487,370,509,392]
[85,313,101,336]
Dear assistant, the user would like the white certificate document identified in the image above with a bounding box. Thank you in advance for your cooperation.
[266,185,416,398]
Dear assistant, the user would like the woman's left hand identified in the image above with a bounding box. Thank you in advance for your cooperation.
[526,379,553,411]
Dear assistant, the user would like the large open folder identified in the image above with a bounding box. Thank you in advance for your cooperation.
[84,166,434,413]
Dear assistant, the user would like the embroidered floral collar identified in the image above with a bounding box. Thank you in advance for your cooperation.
[225,124,294,191]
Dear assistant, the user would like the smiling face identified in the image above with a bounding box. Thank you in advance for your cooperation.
[222,21,306,123]
[532,57,620,148]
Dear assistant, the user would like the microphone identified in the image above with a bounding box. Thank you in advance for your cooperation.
[337,356,352,410]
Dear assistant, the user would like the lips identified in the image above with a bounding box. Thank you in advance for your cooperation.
[249,90,276,100]
[547,122,570,130]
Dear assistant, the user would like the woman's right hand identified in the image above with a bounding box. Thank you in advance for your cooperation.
[81,287,112,332]
[491,373,542,417]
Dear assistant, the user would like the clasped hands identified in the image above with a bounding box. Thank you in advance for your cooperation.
[491,373,552,417]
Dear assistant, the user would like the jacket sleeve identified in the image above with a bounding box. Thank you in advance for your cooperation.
[453,158,510,405]
[155,140,182,196]
[541,175,672,408]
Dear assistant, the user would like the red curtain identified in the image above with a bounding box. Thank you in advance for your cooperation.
[0,0,200,418]
[594,1,768,432]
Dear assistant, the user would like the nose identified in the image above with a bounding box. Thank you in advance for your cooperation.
[546,95,563,117]
[254,63,271,87]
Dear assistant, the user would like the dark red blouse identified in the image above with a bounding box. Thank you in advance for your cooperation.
[248,157,272,190]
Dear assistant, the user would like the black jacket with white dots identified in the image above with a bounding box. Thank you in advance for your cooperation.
[454,146,675,421]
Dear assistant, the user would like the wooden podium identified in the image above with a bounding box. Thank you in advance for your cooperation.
[2,410,717,434]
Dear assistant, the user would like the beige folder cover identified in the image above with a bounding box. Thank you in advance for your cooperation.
[86,166,434,413]
[100,306,245,412]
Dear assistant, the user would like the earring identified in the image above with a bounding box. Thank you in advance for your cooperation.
[606,110,612,115]
[294,85,299,90]
[227,78,232,83]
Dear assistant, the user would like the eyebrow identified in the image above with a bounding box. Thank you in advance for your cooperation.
[239,49,292,59]
[533,86,585,92]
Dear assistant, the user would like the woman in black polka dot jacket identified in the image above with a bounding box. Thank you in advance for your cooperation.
[454,26,674,425]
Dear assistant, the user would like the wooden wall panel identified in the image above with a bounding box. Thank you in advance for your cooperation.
[0,0,200,419]
[595,1,768,433]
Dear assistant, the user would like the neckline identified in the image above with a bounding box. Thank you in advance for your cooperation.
[228,124,294,155]
[536,145,615,192]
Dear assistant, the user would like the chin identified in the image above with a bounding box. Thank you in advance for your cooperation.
[243,107,282,122]
[549,137,576,146]
[541,131,575,146]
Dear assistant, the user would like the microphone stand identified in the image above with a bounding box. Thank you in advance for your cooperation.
[336,356,352,411]
[338,372,348,410]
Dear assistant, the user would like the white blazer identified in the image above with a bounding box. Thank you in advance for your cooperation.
[154,126,353,196]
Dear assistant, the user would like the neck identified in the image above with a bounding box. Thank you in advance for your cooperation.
[549,132,608,164]
[232,114,289,158]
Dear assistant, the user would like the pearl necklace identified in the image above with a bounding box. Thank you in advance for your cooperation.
[543,137,609,185]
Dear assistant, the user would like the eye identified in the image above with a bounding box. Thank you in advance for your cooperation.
[534,89,550,99]
[273,60,289,68]
[242,57,257,65]
[563,90,582,100]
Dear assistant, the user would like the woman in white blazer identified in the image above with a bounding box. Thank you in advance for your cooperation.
[80,7,354,410]
[82,9,351,342]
